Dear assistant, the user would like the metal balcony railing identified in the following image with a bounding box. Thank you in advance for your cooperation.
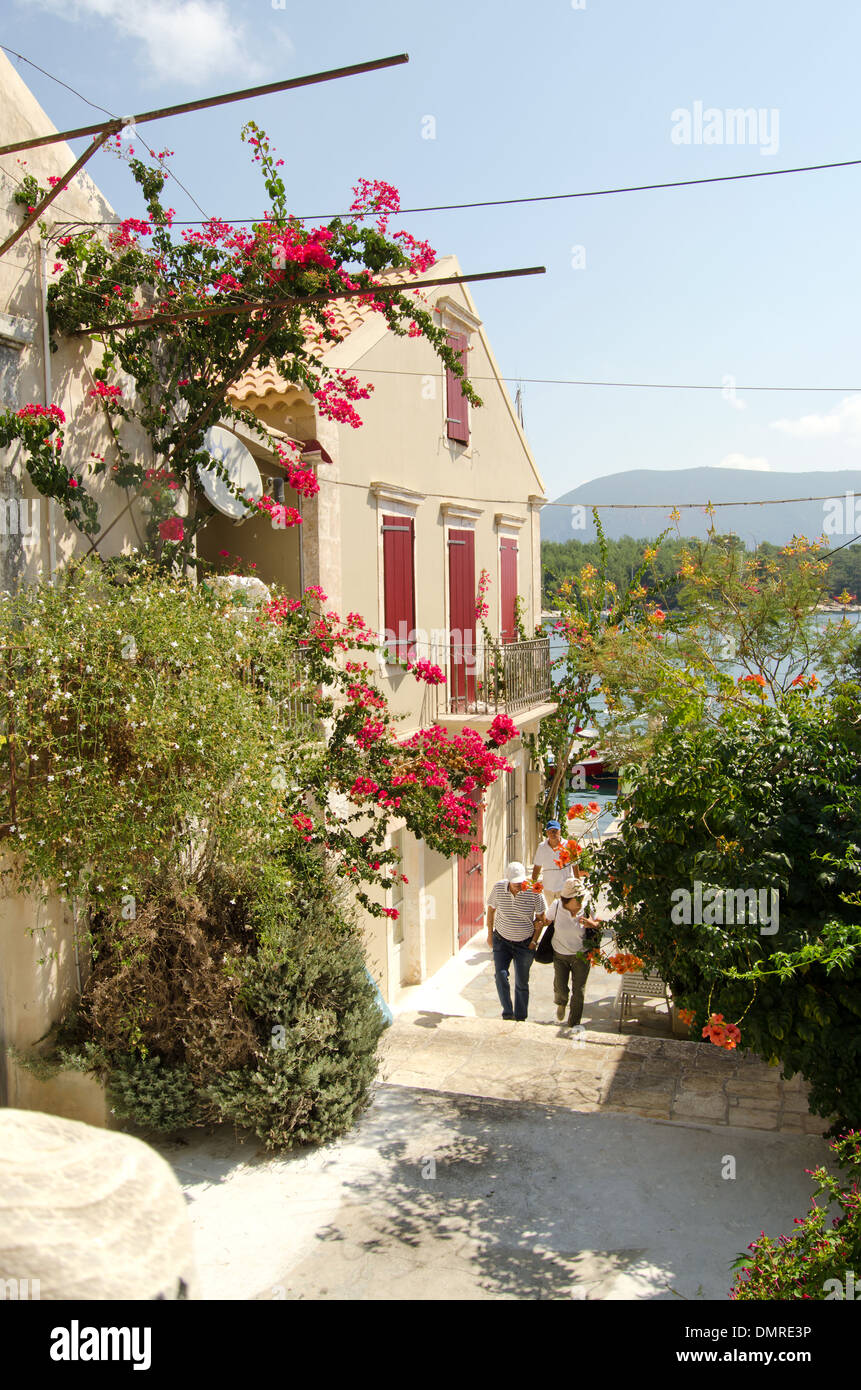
[425,636,553,719]
[238,651,320,735]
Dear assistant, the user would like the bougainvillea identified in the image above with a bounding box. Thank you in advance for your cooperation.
[4,122,481,570]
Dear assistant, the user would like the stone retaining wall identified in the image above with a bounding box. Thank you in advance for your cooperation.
[379,1013,828,1134]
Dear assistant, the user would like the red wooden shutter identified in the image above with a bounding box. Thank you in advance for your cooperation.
[448,527,475,711]
[500,538,518,644]
[445,331,469,444]
[383,515,415,660]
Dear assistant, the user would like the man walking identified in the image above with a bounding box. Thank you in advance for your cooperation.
[532,819,585,907]
[486,862,545,1021]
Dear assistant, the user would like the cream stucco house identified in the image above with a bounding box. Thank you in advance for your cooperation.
[0,48,554,1121]
[225,262,556,1003]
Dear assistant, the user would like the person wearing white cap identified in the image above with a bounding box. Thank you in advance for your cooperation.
[542,877,602,1027]
[485,862,546,1021]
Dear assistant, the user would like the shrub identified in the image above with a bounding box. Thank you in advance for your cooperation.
[53,859,386,1149]
[731,1131,861,1299]
[597,694,861,1127]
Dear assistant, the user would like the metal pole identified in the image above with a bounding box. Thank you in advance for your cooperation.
[0,55,411,156]
[0,128,114,258]
[74,267,547,335]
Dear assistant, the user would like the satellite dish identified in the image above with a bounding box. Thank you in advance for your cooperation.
[198,426,263,520]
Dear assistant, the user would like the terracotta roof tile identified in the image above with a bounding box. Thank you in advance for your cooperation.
[228,266,433,406]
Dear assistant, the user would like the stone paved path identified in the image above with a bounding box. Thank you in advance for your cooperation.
[154,1084,830,1300]
[380,1013,827,1134]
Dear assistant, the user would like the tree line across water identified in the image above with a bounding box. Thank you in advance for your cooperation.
[542,534,861,609]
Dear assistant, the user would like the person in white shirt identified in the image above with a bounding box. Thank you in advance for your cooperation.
[539,876,602,1027]
[486,862,546,1021]
[532,820,587,908]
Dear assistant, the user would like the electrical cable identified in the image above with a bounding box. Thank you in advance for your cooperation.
[51,155,861,228]
[0,43,210,218]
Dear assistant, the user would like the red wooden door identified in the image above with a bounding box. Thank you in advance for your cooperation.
[448,527,475,713]
[457,806,484,947]
[500,537,518,644]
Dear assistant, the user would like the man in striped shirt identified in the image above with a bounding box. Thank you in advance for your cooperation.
[486,862,546,1021]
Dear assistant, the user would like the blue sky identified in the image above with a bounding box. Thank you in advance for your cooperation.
[6,0,861,499]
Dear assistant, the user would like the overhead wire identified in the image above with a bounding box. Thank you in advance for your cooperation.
[0,43,210,219]
[48,155,861,228]
[4,47,859,528]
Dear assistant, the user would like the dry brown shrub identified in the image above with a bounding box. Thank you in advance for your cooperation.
[81,869,260,1083]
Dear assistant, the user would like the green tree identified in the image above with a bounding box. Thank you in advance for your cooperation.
[596,689,861,1126]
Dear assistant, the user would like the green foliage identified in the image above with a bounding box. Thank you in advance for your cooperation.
[730,1131,861,1299]
[0,560,315,903]
[543,533,861,608]
[1,564,514,1148]
[597,693,861,1125]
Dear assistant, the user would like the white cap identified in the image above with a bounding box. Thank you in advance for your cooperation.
[505,861,528,884]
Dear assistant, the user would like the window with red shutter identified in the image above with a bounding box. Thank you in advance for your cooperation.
[448,527,476,711]
[500,538,518,644]
[445,331,469,444]
[382,515,416,660]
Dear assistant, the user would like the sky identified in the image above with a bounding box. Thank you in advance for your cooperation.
[5,0,861,500]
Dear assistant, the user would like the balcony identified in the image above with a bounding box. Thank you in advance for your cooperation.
[425,636,554,722]
[238,651,320,737]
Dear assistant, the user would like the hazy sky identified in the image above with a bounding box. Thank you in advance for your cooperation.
[6,0,861,498]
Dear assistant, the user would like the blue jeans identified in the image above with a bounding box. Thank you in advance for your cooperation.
[492,931,535,1020]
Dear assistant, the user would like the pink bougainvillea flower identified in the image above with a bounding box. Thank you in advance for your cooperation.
[158,516,184,542]
[487,713,517,746]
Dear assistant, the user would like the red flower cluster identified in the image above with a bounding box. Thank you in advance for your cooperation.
[346,683,386,710]
[88,382,123,401]
[313,374,373,430]
[350,776,379,799]
[554,838,583,868]
[589,951,644,974]
[356,719,387,750]
[702,1013,742,1049]
[158,516,184,542]
[350,177,401,233]
[108,216,152,249]
[487,713,517,746]
[16,402,65,423]
[269,225,336,271]
[406,658,445,685]
[256,496,303,528]
[475,568,492,621]
[274,444,320,499]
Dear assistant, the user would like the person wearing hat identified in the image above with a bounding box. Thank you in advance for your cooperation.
[531,820,586,908]
[543,877,603,1028]
[485,862,546,1021]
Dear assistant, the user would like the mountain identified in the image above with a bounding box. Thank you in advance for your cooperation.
[541,467,861,548]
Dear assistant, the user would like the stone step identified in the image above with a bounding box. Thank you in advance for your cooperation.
[378,1011,826,1135]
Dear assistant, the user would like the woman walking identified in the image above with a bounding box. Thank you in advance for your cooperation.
[541,877,603,1028]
